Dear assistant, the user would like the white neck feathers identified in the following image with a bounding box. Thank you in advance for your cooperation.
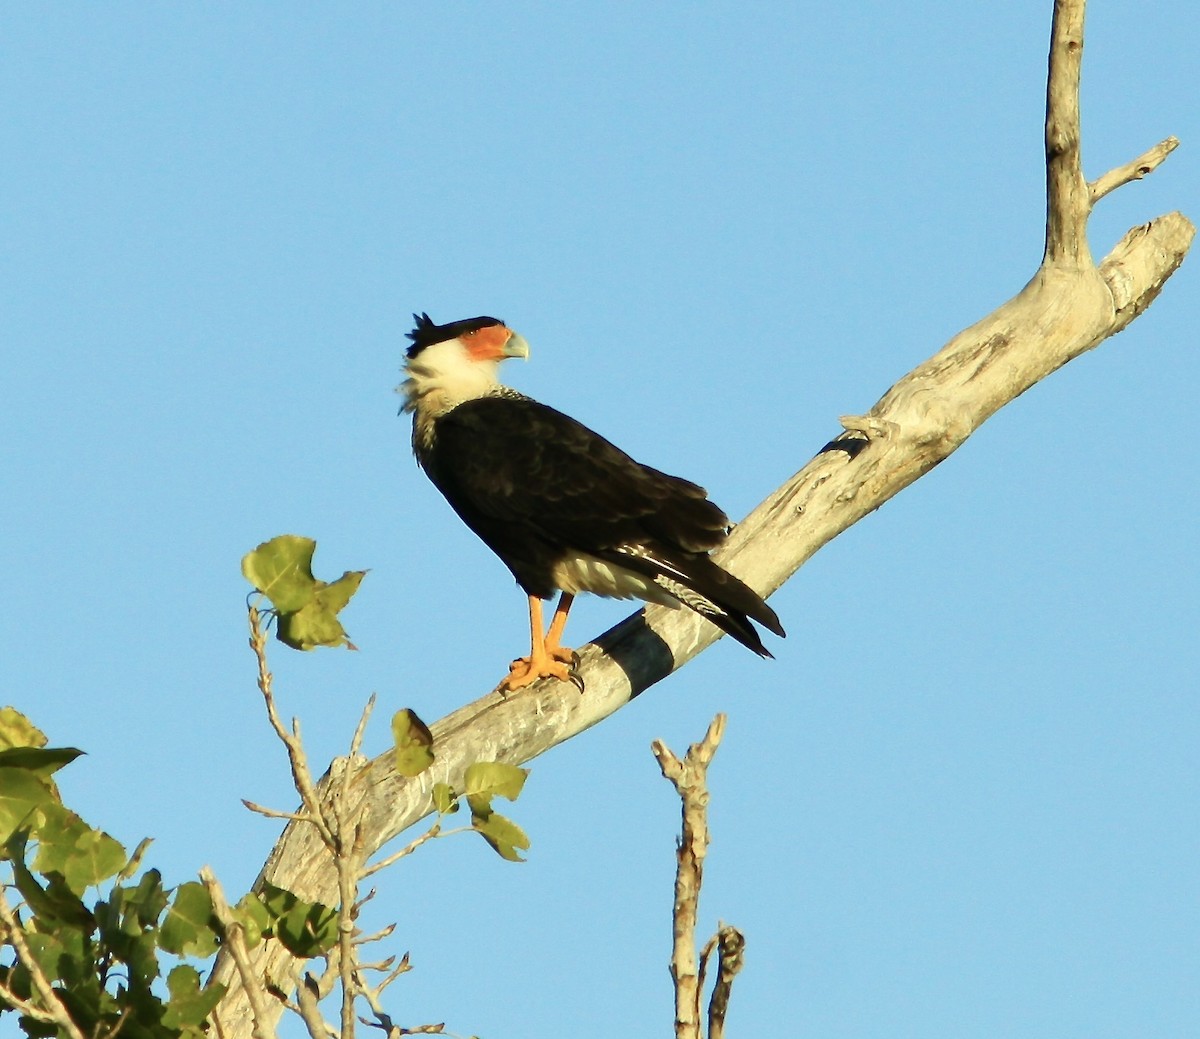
[399,337,503,416]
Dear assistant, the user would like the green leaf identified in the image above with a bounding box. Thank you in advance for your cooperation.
[460,764,530,861]
[241,535,321,613]
[243,536,366,650]
[0,746,83,778]
[0,767,57,845]
[432,783,458,815]
[0,707,47,751]
[125,868,169,928]
[22,926,87,986]
[259,883,338,957]
[276,585,362,651]
[463,761,528,814]
[162,965,226,1032]
[160,882,219,958]
[117,836,155,881]
[392,709,435,777]
[107,926,161,993]
[471,809,530,863]
[31,803,125,892]
[233,892,271,950]
[7,836,96,930]
[314,568,365,615]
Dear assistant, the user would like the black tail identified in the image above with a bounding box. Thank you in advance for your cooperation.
[672,552,784,657]
[600,547,785,656]
[696,601,776,658]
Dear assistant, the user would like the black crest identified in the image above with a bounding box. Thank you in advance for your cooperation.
[405,313,505,358]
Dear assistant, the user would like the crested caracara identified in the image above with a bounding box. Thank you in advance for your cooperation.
[400,313,784,691]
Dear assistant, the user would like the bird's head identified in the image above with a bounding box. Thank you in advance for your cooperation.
[399,313,529,413]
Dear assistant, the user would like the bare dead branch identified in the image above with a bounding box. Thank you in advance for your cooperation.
[374,951,413,994]
[1044,0,1090,265]
[242,800,312,824]
[354,924,398,947]
[357,973,446,1037]
[0,979,65,1030]
[248,605,334,848]
[293,970,335,1039]
[209,4,1192,1033]
[200,866,275,1039]
[706,926,746,1039]
[1090,136,1180,204]
[359,822,454,879]
[652,714,727,1039]
[331,788,364,1039]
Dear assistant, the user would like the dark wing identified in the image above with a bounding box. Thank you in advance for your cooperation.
[421,396,783,646]
[420,396,723,587]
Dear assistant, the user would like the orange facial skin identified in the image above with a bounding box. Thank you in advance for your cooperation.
[462,324,514,361]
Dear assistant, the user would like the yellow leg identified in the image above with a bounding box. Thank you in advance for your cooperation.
[544,592,575,660]
[501,593,580,692]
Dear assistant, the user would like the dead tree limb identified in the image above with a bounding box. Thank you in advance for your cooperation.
[209,2,1192,1033]
[652,714,727,1039]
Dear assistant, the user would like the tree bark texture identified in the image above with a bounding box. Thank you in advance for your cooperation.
[652,714,726,1039]
[209,2,1192,1033]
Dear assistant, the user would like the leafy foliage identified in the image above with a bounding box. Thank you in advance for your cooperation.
[1,543,535,1038]
[0,708,336,1038]
[241,535,366,650]
[462,763,531,862]
[387,710,532,862]
[0,709,232,1038]
[256,883,338,958]
[391,709,435,777]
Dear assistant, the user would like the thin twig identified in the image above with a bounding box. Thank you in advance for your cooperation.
[360,823,456,879]
[706,926,745,1039]
[0,978,63,1026]
[1089,135,1179,204]
[241,800,313,824]
[98,1004,134,1039]
[328,699,381,1039]
[354,924,397,947]
[0,886,88,1039]
[347,695,377,766]
[374,952,413,994]
[248,605,335,847]
[250,604,366,1037]
[200,866,274,1039]
[358,978,446,1036]
[293,970,336,1039]
[695,931,718,1025]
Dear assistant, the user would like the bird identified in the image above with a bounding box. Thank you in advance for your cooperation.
[399,312,784,692]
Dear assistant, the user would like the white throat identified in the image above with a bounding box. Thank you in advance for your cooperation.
[399,337,503,416]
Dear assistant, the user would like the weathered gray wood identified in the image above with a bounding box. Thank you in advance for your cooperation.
[208,2,1192,1034]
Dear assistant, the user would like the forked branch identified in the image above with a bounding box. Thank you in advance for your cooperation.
[209,2,1191,1033]
[652,714,729,1039]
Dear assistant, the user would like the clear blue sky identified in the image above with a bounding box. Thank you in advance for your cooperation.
[3,3,1197,1036]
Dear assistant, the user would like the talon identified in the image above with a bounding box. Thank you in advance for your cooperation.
[499,593,582,693]
[500,655,574,693]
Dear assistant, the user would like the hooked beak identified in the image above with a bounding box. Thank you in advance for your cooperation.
[503,331,530,361]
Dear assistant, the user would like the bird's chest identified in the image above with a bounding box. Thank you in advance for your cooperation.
[412,412,438,460]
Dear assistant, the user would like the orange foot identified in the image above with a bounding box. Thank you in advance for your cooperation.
[501,645,582,693]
